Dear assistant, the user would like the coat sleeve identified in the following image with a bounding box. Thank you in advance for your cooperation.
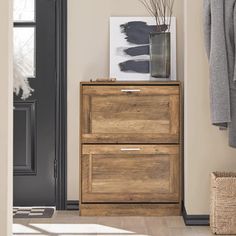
[234,3,236,81]
[203,0,211,59]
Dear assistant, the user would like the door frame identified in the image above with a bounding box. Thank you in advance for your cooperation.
[55,0,67,210]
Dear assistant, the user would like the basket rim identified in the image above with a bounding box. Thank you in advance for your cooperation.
[211,172,236,178]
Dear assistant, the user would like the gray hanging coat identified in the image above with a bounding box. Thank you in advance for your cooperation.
[203,0,236,148]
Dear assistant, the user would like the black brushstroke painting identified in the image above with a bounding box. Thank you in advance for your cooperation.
[124,45,149,56]
[119,21,155,74]
[119,60,149,74]
[120,21,156,44]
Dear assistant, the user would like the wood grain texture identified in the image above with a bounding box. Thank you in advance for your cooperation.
[82,133,179,144]
[82,144,179,155]
[80,203,181,216]
[81,81,181,85]
[14,212,213,236]
[169,95,180,135]
[91,96,170,134]
[82,145,179,203]
[83,85,179,96]
[82,95,91,134]
[81,85,180,144]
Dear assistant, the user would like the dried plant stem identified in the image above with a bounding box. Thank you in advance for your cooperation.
[167,0,174,31]
[150,0,159,25]
[140,0,155,16]
[139,0,174,32]
[161,0,166,26]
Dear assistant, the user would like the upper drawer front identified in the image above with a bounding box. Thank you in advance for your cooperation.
[82,85,180,144]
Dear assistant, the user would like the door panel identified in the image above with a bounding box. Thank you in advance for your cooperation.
[82,145,180,203]
[82,85,180,143]
[13,102,36,175]
[13,0,56,206]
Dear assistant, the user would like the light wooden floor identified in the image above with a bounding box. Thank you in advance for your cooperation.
[13,211,214,236]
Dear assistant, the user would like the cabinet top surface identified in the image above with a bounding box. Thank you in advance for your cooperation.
[81,81,180,86]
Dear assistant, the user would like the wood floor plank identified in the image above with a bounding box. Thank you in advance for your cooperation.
[13,211,212,236]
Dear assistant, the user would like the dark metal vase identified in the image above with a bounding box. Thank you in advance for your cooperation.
[149,32,171,78]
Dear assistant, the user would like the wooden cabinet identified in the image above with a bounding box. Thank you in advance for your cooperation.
[80,82,182,216]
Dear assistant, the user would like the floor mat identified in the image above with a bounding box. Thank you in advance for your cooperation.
[13,207,54,218]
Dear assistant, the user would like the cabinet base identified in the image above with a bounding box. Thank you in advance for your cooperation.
[80,203,181,216]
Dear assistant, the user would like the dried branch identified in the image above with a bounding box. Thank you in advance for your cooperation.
[139,0,155,16]
[167,0,174,30]
[139,0,175,32]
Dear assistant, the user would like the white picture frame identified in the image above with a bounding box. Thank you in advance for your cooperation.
[110,17,176,81]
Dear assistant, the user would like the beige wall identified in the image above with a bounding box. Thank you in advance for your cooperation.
[0,0,13,235]
[67,0,184,200]
[68,0,236,214]
[184,0,236,214]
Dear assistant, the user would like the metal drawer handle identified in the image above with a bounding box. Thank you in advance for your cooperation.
[121,148,141,151]
[121,89,141,93]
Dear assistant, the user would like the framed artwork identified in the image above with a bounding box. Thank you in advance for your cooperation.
[110,17,176,81]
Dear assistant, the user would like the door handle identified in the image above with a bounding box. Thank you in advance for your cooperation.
[121,89,141,93]
[120,148,141,151]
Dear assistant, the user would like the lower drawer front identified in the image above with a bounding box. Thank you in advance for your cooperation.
[82,145,180,203]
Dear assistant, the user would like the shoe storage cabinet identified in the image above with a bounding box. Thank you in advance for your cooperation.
[80,81,182,216]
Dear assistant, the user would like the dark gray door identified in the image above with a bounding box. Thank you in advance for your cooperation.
[13,0,56,206]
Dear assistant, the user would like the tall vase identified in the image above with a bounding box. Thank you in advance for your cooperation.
[149,32,171,78]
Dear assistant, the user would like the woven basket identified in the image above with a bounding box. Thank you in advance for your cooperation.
[211,172,236,235]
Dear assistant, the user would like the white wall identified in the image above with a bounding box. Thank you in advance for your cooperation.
[184,0,236,214]
[0,0,13,235]
[67,0,184,201]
